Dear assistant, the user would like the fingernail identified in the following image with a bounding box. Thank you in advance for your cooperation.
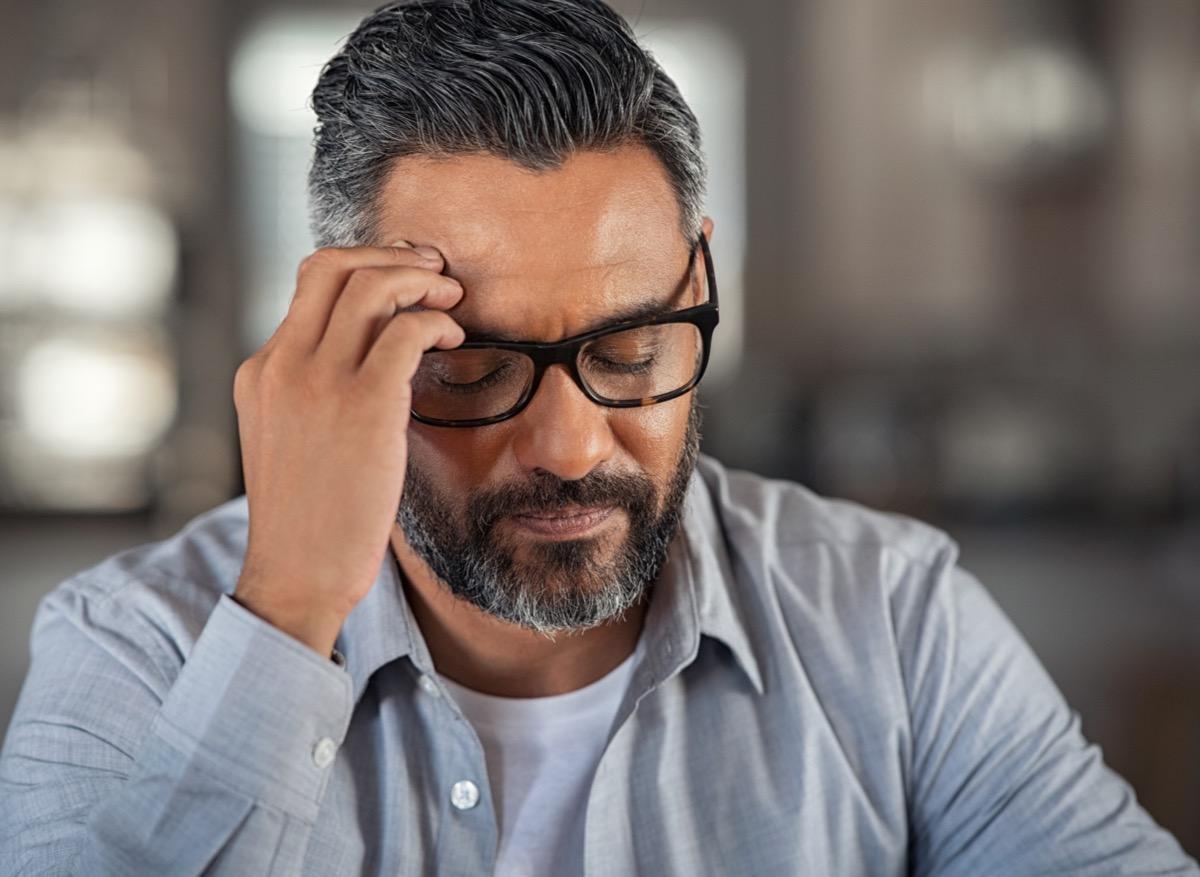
[388,238,413,249]
[413,245,441,260]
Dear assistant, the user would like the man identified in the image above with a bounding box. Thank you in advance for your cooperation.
[1,0,1196,874]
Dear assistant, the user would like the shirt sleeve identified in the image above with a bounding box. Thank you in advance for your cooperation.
[896,546,1199,876]
[0,588,354,876]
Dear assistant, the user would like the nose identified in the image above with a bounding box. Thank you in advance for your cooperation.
[510,364,616,481]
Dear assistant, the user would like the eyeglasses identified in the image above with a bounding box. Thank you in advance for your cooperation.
[410,233,719,427]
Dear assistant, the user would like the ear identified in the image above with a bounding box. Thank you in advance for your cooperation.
[701,215,714,243]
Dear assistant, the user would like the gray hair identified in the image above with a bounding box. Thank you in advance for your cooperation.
[307,0,706,248]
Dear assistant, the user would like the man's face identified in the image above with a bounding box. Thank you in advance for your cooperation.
[378,145,709,635]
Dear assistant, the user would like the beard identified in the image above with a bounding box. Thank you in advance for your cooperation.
[396,400,702,637]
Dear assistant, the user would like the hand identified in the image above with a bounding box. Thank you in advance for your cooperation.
[231,242,464,657]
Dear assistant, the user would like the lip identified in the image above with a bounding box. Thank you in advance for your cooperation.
[508,505,618,539]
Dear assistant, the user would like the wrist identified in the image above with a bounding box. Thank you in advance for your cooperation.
[232,586,347,659]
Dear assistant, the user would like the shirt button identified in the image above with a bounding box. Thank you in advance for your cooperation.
[450,780,480,810]
[418,674,440,697]
[312,737,337,769]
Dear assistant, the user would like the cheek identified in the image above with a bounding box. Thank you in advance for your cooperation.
[610,396,692,475]
[407,423,507,491]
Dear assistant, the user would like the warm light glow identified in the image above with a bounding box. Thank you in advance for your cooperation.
[230,12,365,137]
[16,333,177,458]
[10,196,176,315]
[926,44,1110,176]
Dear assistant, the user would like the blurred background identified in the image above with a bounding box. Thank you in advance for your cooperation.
[0,0,1197,853]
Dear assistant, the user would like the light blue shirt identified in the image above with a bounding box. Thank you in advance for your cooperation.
[1,455,1196,875]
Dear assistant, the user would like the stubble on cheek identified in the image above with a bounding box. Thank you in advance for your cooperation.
[397,400,700,633]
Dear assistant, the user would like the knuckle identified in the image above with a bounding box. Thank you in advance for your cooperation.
[252,360,284,396]
[412,312,456,343]
[342,265,398,302]
[258,352,310,397]
[391,309,432,335]
[301,247,341,274]
[344,265,444,309]
[344,265,387,293]
[233,357,259,399]
[376,319,420,354]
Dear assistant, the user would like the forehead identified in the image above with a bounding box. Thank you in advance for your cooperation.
[373,144,690,341]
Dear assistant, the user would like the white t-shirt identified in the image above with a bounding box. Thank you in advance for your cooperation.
[438,637,644,877]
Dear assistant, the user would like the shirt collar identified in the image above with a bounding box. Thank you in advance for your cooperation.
[632,462,763,695]
[335,456,764,707]
[334,545,425,706]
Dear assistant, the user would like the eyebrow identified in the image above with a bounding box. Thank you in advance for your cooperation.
[458,295,684,344]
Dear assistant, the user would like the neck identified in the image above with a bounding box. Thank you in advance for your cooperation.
[389,527,648,698]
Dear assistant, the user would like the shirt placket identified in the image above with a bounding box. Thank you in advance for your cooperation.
[413,666,499,877]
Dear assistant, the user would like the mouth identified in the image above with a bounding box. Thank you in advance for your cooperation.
[508,505,619,539]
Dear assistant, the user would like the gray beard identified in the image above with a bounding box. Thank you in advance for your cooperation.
[396,401,701,637]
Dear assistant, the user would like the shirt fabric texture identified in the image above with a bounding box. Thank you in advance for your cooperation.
[1,454,1196,875]
[440,633,643,876]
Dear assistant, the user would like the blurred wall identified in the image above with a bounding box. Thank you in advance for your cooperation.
[1,0,1197,854]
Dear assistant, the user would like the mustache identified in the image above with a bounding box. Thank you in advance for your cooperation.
[466,469,656,534]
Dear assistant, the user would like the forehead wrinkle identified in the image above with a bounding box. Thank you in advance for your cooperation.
[452,265,693,343]
[443,247,680,332]
[445,254,644,287]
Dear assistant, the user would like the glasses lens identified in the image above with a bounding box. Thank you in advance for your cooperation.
[579,322,703,403]
[412,348,534,422]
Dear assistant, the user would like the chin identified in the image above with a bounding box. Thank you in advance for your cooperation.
[516,532,617,575]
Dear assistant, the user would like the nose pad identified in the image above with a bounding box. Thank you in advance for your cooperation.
[510,364,615,481]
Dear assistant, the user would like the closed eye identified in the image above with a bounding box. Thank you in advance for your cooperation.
[436,360,518,393]
[582,353,657,375]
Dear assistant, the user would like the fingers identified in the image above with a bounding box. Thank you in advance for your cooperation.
[317,265,464,369]
[282,244,451,354]
[360,308,465,389]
